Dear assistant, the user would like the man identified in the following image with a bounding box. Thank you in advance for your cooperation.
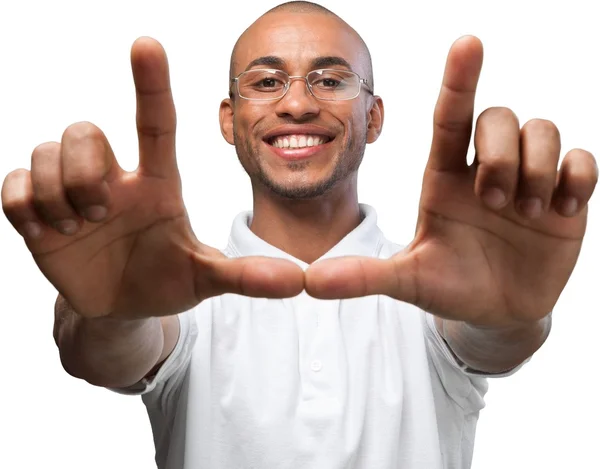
[1,1,597,468]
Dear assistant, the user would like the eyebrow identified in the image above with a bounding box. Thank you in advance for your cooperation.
[244,55,353,72]
[310,56,352,70]
[245,56,286,71]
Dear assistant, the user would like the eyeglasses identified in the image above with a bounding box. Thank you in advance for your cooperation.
[231,68,373,101]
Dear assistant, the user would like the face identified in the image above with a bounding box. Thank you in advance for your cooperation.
[220,11,384,200]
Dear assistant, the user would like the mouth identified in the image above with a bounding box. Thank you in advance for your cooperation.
[262,126,336,161]
[263,133,334,161]
[266,133,333,149]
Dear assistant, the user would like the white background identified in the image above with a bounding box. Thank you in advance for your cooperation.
[1,0,598,467]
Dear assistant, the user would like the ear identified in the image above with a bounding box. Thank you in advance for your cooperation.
[366,96,384,144]
[219,98,235,145]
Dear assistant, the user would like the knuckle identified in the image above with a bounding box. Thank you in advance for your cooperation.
[2,169,29,200]
[31,141,60,163]
[479,106,518,124]
[3,168,28,187]
[523,118,560,140]
[564,149,598,179]
[2,173,30,216]
[62,121,104,144]
[566,147,594,161]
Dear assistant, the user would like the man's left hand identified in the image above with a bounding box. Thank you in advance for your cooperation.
[305,35,597,327]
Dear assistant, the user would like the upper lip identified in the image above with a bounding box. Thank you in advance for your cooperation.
[262,125,336,142]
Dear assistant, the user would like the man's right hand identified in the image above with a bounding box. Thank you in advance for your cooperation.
[1,37,304,320]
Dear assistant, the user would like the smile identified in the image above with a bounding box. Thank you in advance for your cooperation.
[268,134,333,149]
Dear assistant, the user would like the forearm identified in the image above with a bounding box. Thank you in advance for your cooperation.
[435,314,552,374]
[54,295,179,388]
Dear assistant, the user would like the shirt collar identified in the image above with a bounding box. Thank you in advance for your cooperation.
[226,204,384,269]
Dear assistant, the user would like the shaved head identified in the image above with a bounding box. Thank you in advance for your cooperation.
[266,0,336,14]
[219,0,384,203]
[229,1,374,93]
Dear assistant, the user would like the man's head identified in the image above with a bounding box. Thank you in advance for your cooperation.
[219,1,384,201]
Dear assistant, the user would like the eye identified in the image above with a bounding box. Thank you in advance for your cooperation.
[255,77,280,89]
[310,71,352,90]
[242,71,287,93]
[317,78,342,88]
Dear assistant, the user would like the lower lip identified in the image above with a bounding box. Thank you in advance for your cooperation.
[264,140,332,161]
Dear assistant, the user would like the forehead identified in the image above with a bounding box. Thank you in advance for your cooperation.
[232,12,368,75]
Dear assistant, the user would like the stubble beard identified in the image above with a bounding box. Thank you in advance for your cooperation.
[234,131,367,200]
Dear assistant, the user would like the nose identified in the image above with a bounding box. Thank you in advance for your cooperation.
[274,77,320,120]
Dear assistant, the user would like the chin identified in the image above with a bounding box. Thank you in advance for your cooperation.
[259,173,338,200]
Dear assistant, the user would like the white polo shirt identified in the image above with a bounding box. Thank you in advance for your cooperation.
[116,204,524,469]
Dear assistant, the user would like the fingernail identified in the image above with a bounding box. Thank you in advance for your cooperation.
[561,197,578,216]
[482,187,506,209]
[520,197,542,219]
[20,222,42,239]
[83,205,107,222]
[55,219,79,235]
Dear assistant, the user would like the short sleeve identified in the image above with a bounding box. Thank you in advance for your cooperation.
[423,311,529,411]
[109,308,198,398]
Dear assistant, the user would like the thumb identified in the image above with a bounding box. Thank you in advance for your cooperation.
[194,254,306,300]
[304,254,419,304]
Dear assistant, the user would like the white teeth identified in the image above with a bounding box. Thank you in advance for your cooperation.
[270,134,328,149]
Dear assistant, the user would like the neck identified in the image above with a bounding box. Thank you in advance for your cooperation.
[250,179,361,264]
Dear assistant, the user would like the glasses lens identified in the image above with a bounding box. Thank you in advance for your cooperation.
[237,69,288,100]
[308,70,360,100]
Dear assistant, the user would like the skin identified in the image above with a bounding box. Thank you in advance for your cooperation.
[1,9,597,384]
[305,36,598,329]
[220,11,383,263]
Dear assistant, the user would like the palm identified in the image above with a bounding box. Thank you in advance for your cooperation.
[405,167,586,324]
[28,173,204,318]
[3,38,304,320]
[305,36,596,326]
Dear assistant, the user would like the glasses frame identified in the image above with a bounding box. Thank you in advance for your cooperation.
[230,68,373,101]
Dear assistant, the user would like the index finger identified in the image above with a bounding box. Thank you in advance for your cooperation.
[131,37,179,178]
[427,36,483,172]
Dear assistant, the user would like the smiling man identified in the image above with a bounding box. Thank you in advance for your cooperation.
[2,1,597,469]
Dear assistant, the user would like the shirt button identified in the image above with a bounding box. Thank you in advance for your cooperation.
[310,360,322,372]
